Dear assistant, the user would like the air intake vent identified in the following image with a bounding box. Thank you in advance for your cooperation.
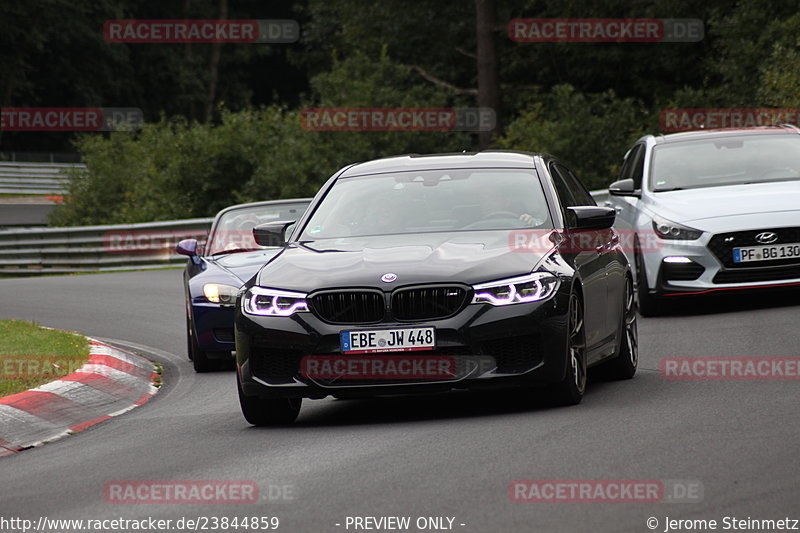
[663,262,704,282]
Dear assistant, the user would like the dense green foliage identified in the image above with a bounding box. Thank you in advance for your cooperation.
[1,0,797,225]
[50,53,471,225]
[498,85,652,186]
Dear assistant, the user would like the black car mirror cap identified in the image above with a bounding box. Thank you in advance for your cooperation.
[253,220,296,247]
[566,206,616,230]
[608,178,641,198]
[176,238,199,256]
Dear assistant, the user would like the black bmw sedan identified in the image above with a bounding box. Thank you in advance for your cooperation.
[234,151,638,424]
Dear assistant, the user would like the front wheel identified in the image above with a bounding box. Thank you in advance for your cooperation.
[604,275,638,380]
[187,315,218,372]
[237,372,302,426]
[548,292,587,406]
[185,316,194,361]
[634,243,659,316]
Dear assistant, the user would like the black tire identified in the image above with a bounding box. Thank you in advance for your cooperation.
[187,315,217,373]
[604,275,638,380]
[634,241,659,317]
[237,372,301,426]
[548,292,587,406]
[185,316,194,361]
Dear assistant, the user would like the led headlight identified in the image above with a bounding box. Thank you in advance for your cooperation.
[243,287,309,316]
[203,283,239,304]
[652,215,702,240]
[471,272,560,306]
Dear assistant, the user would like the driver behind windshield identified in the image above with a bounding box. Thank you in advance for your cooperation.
[477,186,547,228]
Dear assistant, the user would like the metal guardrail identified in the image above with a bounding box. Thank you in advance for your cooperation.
[0,189,611,276]
[0,218,212,275]
[0,162,86,195]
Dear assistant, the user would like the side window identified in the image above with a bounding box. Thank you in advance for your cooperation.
[619,145,636,180]
[549,162,578,208]
[630,145,645,189]
[555,164,595,206]
[620,144,645,189]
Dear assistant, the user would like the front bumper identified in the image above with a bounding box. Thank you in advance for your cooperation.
[640,233,800,296]
[235,291,570,399]
[192,302,236,352]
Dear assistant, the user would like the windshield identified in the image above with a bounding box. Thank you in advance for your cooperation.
[206,202,308,255]
[650,134,800,191]
[299,169,552,240]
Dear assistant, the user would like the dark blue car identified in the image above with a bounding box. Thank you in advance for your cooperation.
[176,199,311,371]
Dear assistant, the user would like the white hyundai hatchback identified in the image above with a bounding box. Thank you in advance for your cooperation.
[605,126,800,315]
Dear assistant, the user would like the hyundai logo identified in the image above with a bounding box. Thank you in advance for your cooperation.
[381,272,398,283]
[755,232,778,244]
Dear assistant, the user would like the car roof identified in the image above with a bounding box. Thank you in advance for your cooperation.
[339,150,542,177]
[653,125,800,145]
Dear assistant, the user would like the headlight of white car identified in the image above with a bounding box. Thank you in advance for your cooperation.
[471,272,560,306]
[651,215,702,240]
[243,287,309,316]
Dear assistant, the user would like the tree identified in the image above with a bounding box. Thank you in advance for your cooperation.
[498,84,650,190]
[475,0,500,148]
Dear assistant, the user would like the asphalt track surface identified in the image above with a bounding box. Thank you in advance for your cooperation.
[0,204,54,226]
[0,269,798,532]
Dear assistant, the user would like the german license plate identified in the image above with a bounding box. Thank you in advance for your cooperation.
[733,242,800,263]
[340,327,436,354]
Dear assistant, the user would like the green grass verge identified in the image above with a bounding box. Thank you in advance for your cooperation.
[0,320,90,397]
[0,193,63,200]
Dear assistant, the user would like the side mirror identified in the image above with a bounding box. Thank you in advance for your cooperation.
[566,206,616,230]
[253,220,296,247]
[176,238,198,256]
[609,178,641,197]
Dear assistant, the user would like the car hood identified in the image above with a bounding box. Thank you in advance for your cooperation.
[208,249,283,284]
[648,181,800,226]
[254,231,552,291]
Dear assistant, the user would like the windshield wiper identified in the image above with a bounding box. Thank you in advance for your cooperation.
[742,176,800,185]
